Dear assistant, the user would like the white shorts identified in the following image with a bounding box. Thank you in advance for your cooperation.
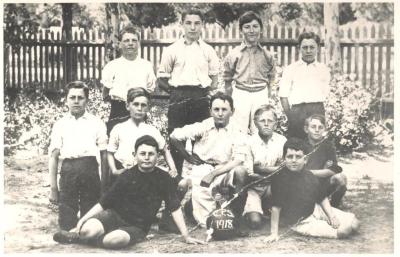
[292,204,357,239]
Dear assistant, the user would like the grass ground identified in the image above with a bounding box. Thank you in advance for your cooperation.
[3,147,393,253]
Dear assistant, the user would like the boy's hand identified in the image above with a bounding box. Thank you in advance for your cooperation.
[324,160,333,169]
[168,169,178,178]
[328,215,340,229]
[113,168,126,175]
[264,233,280,243]
[183,235,205,245]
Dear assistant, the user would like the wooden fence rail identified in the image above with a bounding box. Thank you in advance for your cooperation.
[4,22,394,100]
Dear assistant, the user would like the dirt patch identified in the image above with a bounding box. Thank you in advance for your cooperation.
[3,150,394,253]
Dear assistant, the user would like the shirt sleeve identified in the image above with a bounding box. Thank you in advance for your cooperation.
[157,46,174,79]
[150,126,166,150]
[170,121,206,142]
[264,49,276,84]
[146,62,157,93]
[48,120,62,155]
[232,133,249,163]
[107,125,120,153]
[208,46,220,76]
[99,173,128,209]
[326,141,340,173]
[101,61,115,89]
[96,120,108,151]
[271,172,287,207]
[223,52,235,82]
[321,64,331,98]
[162,174,181,212]
[278,65,292,98]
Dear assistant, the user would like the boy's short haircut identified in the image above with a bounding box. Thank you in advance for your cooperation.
[304,114,326,128]
[253,104,277,121]
[134,135,159,153]
[66,81,89,99]
[239,11,263,31]
[283,137,310,157]
[182,8,204,22]
[209,92,234,110]
[298,31,320,46]
[119,24,141,41]
[126,87,151,103]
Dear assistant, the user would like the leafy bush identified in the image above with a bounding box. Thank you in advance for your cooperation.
[325,74,381,153]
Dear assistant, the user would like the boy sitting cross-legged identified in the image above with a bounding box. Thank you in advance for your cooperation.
[264,138,359,242]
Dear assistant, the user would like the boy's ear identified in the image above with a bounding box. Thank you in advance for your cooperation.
[303,155,308,163]
[304,125,309,134]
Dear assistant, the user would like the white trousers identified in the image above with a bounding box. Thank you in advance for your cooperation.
[231,86,269,134]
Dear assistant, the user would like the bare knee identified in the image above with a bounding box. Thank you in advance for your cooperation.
[79,218,105,240]
[102,230,131,249]
[332,173,347,187]
[233,166,248,184]
[178,178,191,193]
[246,212,263,230]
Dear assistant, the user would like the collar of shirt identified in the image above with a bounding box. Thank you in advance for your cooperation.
[239,41,263,52]
[66,111,89,120]
[203,117,237,133]
[298,58,318,67]
[253,132,279,147]
[178,36,205,47]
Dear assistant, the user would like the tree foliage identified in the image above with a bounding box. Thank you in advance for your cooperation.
[120,3,177,28]
[352,2,394,23]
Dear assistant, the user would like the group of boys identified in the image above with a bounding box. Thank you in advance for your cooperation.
[49,8,358,250]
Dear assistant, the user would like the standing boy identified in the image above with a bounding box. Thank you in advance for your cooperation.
[53,135,203,249]
[224,11,276,134]
[157,8,220,174]
[102,25,156,134]
[49,81,108,232]
[304,114,347,207]
[107,87,177,188]
[264,138,358,242]
[279,31,330,138]
[170,92,248,226]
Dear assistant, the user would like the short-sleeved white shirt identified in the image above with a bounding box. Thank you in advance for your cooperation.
[49,112,108,159]
[247,132,287,173]
[107,119,166,169]
[101,56,156,101]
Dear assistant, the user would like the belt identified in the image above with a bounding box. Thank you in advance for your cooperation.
[171,85,208,91]
[235,83,267,92]
[292,101,323,107]
[63,156,97,162]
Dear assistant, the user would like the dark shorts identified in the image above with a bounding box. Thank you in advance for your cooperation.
[92,209,147,245]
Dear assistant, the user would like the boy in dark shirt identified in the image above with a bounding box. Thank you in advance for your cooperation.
[304,114,347,207]
[264,138,359,242]
[53,135,203,249]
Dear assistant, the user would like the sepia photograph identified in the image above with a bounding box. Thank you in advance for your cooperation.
[2,1,396,254]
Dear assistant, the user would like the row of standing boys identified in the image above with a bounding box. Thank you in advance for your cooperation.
[49,9,358,249]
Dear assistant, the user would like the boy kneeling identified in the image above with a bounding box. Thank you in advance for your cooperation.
[264,138,359,242]
[54,135,202,249]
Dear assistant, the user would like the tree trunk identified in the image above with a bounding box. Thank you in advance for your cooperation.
[105,3,120,63]
[61,3,76,82]
[324,3,342,74]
